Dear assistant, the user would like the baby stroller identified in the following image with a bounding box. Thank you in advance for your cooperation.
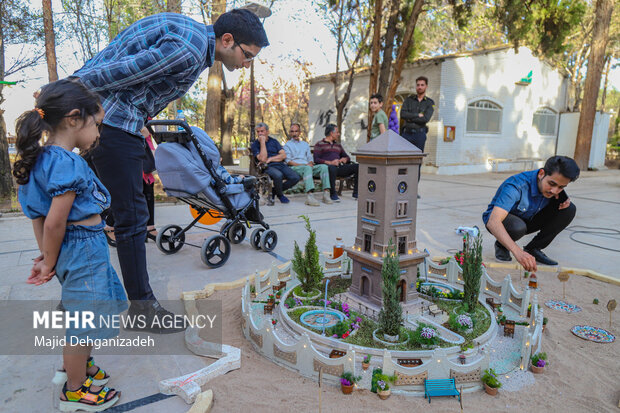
[146,120,277,268]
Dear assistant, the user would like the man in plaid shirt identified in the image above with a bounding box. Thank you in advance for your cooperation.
[72,9,269,332]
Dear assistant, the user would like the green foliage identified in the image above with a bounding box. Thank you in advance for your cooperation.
[284,296,296,309]
[378,241,403,336]
[363,354,371,363]
[326,277,352,299]
[593,298,599,305]
[531,352,548,365]
[292,216,323,294]
[374,373,396,391]
[482,368,502,388]
[370,368,383,393]
[250,285,256,294]
[327,321,350,337]
[340,371,361,385]
[411,323,440,346]
[462,233,483,311]
[492,0,586,56]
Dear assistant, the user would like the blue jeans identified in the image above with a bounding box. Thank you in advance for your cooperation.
[91,126,155,301]
[402,128,427,182]
[56,222,128,339]
[265,162,300,197]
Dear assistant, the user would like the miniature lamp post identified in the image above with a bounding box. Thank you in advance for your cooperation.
[608,299,617,329]
[557,272,570,298]
[322,279,330,336]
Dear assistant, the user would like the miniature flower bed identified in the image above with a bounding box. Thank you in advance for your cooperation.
[433,300,492,348]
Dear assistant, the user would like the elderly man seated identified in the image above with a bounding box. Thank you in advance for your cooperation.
[283,123,332,206]
[251,122,300,204]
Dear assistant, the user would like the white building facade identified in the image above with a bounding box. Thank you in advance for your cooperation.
[308,46,572,175]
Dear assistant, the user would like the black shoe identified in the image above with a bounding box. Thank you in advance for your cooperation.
[494,241,512,262]
[125,301,186,334]
[524,248,558,266]
[417,194,421,199]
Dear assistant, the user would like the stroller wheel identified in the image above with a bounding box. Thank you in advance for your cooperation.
[260,229,278,252]
[227,223,247,244]
[201,235,231,268]
[250,228,264,250]
[156,224,185,254]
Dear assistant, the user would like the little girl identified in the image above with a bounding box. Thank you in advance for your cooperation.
[13,79,127,412]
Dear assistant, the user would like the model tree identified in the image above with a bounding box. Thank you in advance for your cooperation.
[378,241,403,337]
[462,233,484,311]
[292,215,324,294]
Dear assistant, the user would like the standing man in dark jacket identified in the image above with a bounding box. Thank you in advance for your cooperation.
[400,76,434,192]
[72,10,269,332]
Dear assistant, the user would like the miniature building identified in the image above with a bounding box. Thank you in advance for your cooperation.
[345,130,428,306]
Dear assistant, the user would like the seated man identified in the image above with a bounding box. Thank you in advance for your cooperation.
[313,123,358,202]
[483,156,579,270]
[251,122,300,204]
[284,122,332,206]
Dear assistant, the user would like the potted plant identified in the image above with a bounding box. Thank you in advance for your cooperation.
[531,352,547,374]
[497,306,503,317]
[497,314,507,326]
[267,294,275,304]
[340,372,360,394]
[481,368,502,395]
[362,355,371,370]
[415,325,440,349]
[271,318,278,327]
[376,378,391,400]
[250,285,256,299]
[542,317,548,332]
[527,303,532,317]
[593,298,599,305]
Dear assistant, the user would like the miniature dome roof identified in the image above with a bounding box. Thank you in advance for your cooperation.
[352,130,424,157]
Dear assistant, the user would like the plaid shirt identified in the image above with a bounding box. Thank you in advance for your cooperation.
[73,13,215,137]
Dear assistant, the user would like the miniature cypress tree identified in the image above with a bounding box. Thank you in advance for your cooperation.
[292,215,324,294]
[462,233,484,311]
[378,241,403,337]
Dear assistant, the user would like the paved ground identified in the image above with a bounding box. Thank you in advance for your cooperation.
[1,169,618,412]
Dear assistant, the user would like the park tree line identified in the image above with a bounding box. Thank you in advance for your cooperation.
[0,0,618,201]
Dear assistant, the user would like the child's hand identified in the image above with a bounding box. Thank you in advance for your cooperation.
[238,175,245,179]
[28,259,55,286]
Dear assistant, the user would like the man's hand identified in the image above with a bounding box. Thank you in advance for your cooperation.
[28,259,55,286]
[307,161,314,166]
[339,157,348,164]
[514,249,537,272]
[558,198,571,210]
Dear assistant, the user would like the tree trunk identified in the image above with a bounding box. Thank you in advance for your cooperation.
[377,0,401,98]
[0,2,14,200]
[385,0,425,119]
[600,55,611,112]
[205,62,223,139]
[42,0,58,82]
[367,0,383,141]
[220,74,234,165]
[167,0,182,13]
[574,0,614,170]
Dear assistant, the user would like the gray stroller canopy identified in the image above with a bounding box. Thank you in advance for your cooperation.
[154,126,251,210]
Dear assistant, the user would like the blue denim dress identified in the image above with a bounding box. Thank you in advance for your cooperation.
[19,146,127,339]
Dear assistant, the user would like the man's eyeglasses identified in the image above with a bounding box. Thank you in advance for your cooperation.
[235,41,255,62]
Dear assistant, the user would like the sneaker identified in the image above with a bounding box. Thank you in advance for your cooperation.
[125,301,186,334]
[322,191,333,204]
[524,248,558,266]
[417,194,421,199]
[278,195,290,204]
[305,193,320,206]
[494,241,512,262]
[330,193,341,202]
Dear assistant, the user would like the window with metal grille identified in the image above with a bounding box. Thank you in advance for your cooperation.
[532,107,557,135]
[466,100,502,133]
[366,200,375,216]
[364,234,372,253]
[397,201,408,217]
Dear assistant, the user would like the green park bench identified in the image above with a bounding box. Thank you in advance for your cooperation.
[424,378,461,403]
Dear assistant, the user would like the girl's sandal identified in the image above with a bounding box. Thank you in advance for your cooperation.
[104,227,117,248]
[59,377,120,412]
[58,357,110,386]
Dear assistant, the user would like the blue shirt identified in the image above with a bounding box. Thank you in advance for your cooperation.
[482,170,550,224]
[73,13,215,137]
[18,146,111,221]
[251,137,285,164]
[283,139,312,164]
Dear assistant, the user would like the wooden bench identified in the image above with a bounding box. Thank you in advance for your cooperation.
[424,378,461,404]
[504,320,515,338]
[263,302,274,315]
[486,297,501,310]
[329,349,346,359]
[428,304,443,317]
[397,358,423,367]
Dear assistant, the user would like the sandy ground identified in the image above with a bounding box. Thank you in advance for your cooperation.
[203,268,620,413]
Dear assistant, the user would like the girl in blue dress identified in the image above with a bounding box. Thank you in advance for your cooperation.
[14,79,126,411]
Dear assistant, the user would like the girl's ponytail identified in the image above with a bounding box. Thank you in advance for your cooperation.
[13,109,46,185]
[11,79,101,185]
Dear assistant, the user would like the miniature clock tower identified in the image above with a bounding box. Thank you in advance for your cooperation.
[345,130,428,307]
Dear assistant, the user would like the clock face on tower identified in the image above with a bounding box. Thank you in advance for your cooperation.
[368,180,376,193]
[398,181,407,194]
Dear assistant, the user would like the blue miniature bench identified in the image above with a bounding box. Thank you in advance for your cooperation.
[424,378,461,403]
